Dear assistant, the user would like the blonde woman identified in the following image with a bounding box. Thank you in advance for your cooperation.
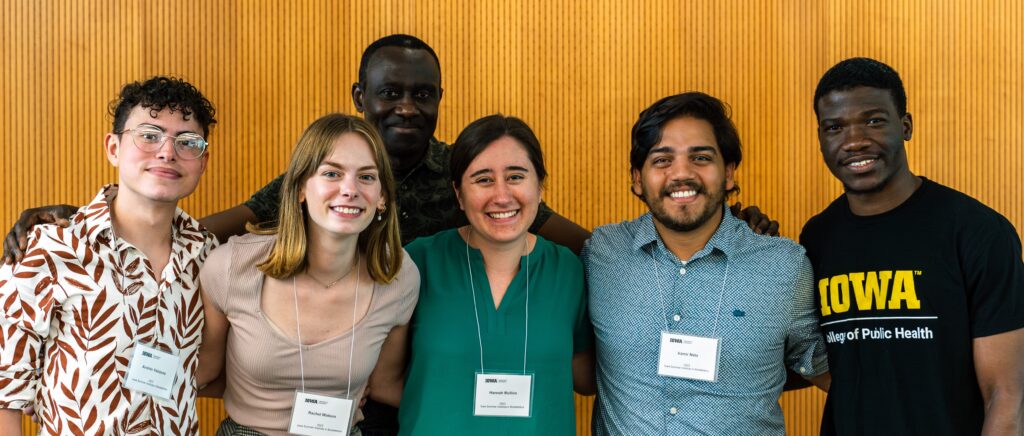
[198,113,418,436]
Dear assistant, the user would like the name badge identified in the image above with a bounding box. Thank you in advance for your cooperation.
[288,391,353,436]
[473,372,533,418]
[123,343,180,401]
[657,331,721,382]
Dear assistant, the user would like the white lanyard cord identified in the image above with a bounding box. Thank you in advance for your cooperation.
[292,256,360,398]
[651,239,730,337]
[465,231,530,374]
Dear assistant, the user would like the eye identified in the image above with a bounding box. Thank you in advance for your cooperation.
[473,176,494,185]
[136,130,162,143]
[321,170,341,178]
[508,173,526,182]
[651,156,671,167]
[176,135,205,150]
[359,173,378,182]
[414,89,435,100]
[822,124,841,133]
[866,118,887,126]
[378,88,400,99]
[692,154,713,163]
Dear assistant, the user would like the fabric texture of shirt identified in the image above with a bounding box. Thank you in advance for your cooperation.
[0,185,217,435]
[801,178,1024,436]
[199,233,419,436]
[244,138,555,245]
[401,229,591,435]
[583,207,827,435]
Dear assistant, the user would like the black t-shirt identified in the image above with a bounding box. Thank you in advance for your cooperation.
[800,178,1024,436]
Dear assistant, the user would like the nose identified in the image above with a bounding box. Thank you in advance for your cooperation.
[394,95,419,118]
[666,158,696,181]
[840,125,872,152]
[339,174,360,198]
[153,137,178,161]
[492,180,514,203]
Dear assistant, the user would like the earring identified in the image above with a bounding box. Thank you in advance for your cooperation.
[377,207,385,221]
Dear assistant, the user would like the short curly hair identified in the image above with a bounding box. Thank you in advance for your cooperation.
[109,76,217,136]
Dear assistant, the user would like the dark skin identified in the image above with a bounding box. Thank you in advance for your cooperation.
[2,48,779,263]
[817,86,1024,434]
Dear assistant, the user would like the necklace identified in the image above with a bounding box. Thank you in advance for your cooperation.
[305,256,357,289]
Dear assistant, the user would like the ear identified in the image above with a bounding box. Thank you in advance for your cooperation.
[453,182,464,210]
[725,162,737,192]
[298,183,307,204]
[377,196,386,211]
[352,82,365,113]
[104,133,121,166]
[902,112,913,141]
[630,168,643,197]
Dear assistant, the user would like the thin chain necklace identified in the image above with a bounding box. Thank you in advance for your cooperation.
[304,255,357,289]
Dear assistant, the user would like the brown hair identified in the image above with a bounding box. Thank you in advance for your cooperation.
[250,113,402,283]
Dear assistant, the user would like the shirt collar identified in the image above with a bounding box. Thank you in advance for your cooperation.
[630,203,742,260]
[397,137,447,179]
[82,184,210,259]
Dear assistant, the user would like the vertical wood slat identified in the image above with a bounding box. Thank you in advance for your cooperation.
[3,1,1021,434]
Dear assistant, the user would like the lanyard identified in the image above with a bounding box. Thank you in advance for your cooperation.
[292,256,359,398]
[651,233,730,337]
[465,231,530,374]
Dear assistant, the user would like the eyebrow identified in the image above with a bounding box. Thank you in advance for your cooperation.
[136,123,201,136]
[320,160,378,171]
[648,145,718,155]
[469,166,531,178]
[819,108,891,124]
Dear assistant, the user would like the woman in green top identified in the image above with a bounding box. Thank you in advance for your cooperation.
[375,114,595,435]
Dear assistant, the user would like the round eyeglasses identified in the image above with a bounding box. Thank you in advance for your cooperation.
[119,126,209,160]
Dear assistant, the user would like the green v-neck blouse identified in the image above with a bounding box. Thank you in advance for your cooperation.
[400,229,591,435]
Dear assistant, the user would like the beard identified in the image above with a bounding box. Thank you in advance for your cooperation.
[642,179,727,232]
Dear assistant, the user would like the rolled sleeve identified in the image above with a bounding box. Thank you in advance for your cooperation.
[784,256,829,377]
[0,235,55,409]
[242,174,285,224]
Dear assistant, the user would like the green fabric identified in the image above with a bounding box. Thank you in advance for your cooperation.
[243,138,555,245]
[401,229,590,435]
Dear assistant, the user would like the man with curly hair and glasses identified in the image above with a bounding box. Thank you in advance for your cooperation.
[0,76,219,435]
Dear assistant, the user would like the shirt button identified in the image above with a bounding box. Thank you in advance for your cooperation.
[679,267,687,275]
[799,366,807,374]
[672,314,681,322]
[669,407,678,415]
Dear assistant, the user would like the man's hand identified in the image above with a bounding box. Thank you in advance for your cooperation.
[23,403,38,423]
[730,202,780,236]
[2,204,79,264]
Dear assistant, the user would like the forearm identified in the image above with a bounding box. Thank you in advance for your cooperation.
[368,378,404,407]
[535,213,591,255]
[198,205,259,243]
[0,408,23,434]
[572,348,596,396]
[981,389,1024,436]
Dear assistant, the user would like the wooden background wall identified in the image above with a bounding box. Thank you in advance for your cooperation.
[4,0,1021,434]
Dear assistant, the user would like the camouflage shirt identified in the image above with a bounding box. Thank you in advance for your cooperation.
[244,138,554,245]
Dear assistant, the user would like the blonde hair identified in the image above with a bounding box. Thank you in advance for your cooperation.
[249,113,402,283]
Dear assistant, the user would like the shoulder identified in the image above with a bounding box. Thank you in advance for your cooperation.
[588,216,646,251]
[406,229,457,259]
[393,247,422,293]
[534,235,583,272]
[206,233,274,269]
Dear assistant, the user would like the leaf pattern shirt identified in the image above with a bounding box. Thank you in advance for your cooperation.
[0,186,218,435]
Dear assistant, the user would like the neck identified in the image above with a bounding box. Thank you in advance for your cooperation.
[109,185,176,250]
[389,141,431,176]
[653,205,724,262]
[847,172,921,216]
[462,227,531,273]
[305,222,360,279]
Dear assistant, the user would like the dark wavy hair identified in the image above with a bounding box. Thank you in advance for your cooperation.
[109,76,217,136]
[814,57,907,118]
[630,92,742,195]
[450,114,547,188]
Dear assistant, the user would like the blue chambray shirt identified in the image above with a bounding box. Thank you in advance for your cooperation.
[583,206,828,435]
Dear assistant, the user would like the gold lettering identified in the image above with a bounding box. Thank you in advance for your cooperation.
[888,270,922,310]
[818,278,832,316]
[829,274,850,313]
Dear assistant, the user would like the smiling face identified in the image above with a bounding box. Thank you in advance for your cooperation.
[455,136,542,247]
[300,132,385,239]
[105,106,208,205]
[632,116,735,234]
[816,86,914,196]
[352,46,442,168]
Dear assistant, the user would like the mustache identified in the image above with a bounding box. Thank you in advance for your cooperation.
[660,180,704,197]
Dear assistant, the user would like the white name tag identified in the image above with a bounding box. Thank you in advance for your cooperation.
[657,331,721,382]
[288,391,353,436]
[123,343,180,401]
[473,373,533,418]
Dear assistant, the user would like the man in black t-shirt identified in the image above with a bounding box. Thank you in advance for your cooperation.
[800,57,1024,435]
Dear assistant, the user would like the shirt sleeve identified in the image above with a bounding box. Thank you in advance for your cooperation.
[784,255,829,377]
[242,174,285,224]
[396,248,421,326]
[528,201,555,233]
[0,229,56,409]
[199,240,232,312]
[960,211,1024,338]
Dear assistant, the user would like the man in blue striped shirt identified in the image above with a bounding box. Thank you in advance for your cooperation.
[583,92,830,435]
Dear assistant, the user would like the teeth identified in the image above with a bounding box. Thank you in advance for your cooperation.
[848,159,875,168]
[488,211,518,219]
[332,206,362,214]
[669,190,697,198]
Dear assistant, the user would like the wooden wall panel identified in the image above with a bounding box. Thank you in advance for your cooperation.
[3,1,1020,434]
